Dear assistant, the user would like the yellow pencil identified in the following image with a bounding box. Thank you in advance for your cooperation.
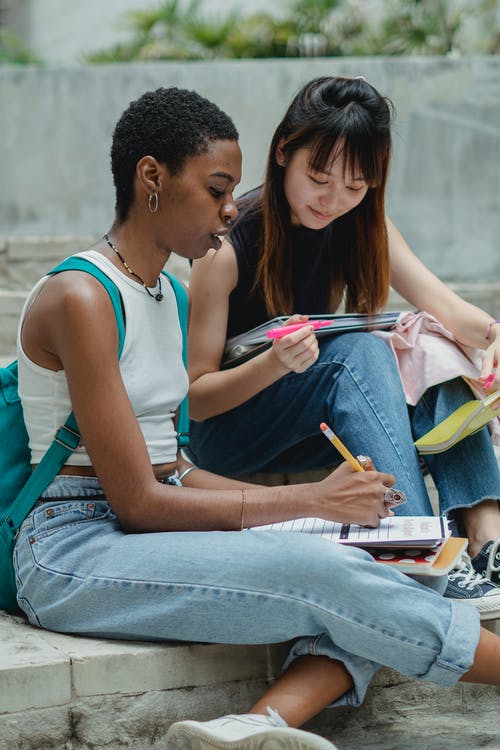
[320,422,364,472]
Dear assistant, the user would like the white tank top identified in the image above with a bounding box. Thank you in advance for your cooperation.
[17,250,189,466]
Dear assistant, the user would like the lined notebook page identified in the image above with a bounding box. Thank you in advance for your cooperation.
[251,515,448,548]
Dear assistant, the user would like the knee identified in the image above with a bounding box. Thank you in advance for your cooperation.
[274,535,372,586]
[320,333,396,372]
[350,332,394,361]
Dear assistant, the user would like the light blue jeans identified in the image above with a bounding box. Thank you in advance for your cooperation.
[188,333,500,518]
[14,476,480,708]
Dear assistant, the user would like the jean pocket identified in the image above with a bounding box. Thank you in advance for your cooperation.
[30,500,114,542]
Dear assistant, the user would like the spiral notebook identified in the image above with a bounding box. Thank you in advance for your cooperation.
[250,515,463,575]
[251,514,448,548]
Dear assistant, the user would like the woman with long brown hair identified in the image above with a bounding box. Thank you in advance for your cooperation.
[187,76,500,614]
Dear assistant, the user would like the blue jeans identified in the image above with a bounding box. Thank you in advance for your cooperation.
[188,333,500,517]
[14,476,479,707]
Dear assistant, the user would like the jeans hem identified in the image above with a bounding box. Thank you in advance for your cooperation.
[420,600,480,686]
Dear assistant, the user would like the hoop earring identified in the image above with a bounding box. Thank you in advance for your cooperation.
[148,192,159,214]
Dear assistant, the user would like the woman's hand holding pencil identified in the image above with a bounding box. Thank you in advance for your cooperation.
[302,421,396,526]
[320,422,407,512]
[315,462,395,528]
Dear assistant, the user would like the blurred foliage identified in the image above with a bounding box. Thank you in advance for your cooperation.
[82,0,500,63]
[0,30,41,65]
[377,0,462,55]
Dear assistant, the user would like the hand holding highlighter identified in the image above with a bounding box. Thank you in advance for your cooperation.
[267,320,332,339]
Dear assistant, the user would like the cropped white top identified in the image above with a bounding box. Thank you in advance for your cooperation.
[16,250,189,466]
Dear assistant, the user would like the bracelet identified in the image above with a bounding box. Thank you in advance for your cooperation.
[177,465,198,482]
[240,488,246,530]
[486,320,500,342]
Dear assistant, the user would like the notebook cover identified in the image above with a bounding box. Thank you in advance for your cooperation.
[414,390,500,454]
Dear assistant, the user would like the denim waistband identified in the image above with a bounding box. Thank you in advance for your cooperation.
[34,475,105,506]
[36,471,182,505]
[39,475,104,498]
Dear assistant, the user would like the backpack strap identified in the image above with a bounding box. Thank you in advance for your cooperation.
[162,270,190,447]
[50,260,190,447]
[7,260,190,532]
[6,258,126,531]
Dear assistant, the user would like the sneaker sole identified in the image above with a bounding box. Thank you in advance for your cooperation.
[165,721,337,749]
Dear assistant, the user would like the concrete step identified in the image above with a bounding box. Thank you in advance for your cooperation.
[0,609,499,750]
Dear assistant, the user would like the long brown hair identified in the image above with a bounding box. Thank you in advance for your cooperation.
[254,76,394,316]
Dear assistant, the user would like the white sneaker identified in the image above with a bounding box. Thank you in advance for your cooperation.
[165,706,338,749]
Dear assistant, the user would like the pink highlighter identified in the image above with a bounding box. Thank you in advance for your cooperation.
[483,372,496,390]
[267,320,332,340]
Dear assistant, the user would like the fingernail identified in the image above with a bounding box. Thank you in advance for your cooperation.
[483,373,495,390]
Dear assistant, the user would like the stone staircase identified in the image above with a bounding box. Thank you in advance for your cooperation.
[1,237,500,748]
[1,467,499,750]
[1,607,499,750]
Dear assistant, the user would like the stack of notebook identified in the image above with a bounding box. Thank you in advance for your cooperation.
[251,515,466,576]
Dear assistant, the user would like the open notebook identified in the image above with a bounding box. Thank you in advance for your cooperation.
[248,515,464,576]
[414,389,500,454]
[251,515,448,547]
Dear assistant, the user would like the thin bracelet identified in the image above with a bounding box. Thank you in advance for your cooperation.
[240,488,246,530]
[486,320,500,342]
[177,465,198,482]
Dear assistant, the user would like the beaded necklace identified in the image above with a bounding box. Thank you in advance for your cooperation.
[103,233,163,301]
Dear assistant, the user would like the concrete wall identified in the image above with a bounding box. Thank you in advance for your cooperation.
[0,56,500,282]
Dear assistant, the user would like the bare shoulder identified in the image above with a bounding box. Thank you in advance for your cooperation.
[22,269,120,369]
[31,269,117,328]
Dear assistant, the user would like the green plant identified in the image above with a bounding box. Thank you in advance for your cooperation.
[379,0,464,55]
[290,0,343,34]
[82,0,500,62]
[85,0,203,62]
[0,30,41,65]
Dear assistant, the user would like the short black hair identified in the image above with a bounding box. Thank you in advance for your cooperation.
[111,86,239,221]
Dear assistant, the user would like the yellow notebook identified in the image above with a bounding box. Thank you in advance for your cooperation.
[414,389,500,455]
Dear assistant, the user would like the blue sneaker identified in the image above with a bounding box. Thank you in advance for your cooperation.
[470,539,500,585]
[444,552,500,621]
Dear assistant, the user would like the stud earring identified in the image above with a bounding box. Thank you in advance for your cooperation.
[148,192,159,214]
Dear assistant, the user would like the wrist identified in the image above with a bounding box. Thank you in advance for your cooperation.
[265,344,291,377]
[486,320,500,343]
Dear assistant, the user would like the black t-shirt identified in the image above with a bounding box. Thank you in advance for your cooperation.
[227,190,336,339]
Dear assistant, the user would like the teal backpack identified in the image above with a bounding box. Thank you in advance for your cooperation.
[0,256,189,612]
